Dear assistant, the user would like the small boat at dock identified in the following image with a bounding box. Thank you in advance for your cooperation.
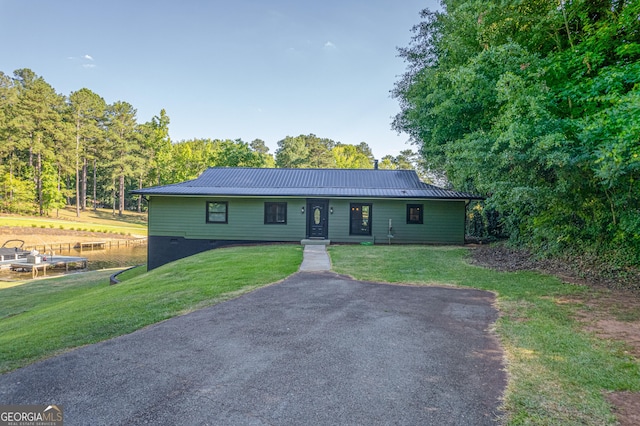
[0,239,30,262]
[1,240,88,278]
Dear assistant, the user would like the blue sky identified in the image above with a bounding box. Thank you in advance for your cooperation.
[1,0,440,158]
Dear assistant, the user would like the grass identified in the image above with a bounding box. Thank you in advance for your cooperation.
[2,243,638,424]
[329,245,640,425]
[1,207,147,236]
[0,244,302,373]
[0,280,29,289]
[114,265,147,282]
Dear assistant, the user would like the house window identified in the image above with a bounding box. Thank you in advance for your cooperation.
[206,201,228,223]
[406,204,423,224]
[265,202,287,224]
[350,203,372,235]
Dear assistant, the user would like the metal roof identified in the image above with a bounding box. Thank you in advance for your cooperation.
[133,167,481,200]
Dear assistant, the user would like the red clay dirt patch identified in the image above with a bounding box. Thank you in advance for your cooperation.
[573,292,640,358]
[605,392,640,426]
[469,245,640,426]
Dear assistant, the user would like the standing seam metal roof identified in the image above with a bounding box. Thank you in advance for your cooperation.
[133,167,481,199]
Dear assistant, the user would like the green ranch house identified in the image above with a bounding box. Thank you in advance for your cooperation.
[134,167,480,270]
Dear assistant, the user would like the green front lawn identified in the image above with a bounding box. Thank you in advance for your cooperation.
[330,245,639,425]
[1,244,637,425]
[0,244,302,373]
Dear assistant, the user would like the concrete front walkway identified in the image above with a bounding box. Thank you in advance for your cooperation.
[299,244,331,272]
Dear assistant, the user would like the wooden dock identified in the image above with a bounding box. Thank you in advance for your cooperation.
[8,256,88,278]
[23,238,147,254]
[74,241,106,250]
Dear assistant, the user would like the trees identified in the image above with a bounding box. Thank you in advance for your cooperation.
[68,88,106,216]
[275,135,312,168]
[377,149,443,184]
[0,72,27,213]
[306,134,335,168]
[2,66,431,217]
[143,109,172,187]
[393,0,640,265]
[275,134,340,168]
[356,142,375,164]
[9,70,68,216]
[213,139,267,168]
[165,138,272,183]
[275,134,378,170]
[134,109,173,212]
[105,101,140,216]
[332,143,373,169]
[0,71,179,216]
[250,139,276,168]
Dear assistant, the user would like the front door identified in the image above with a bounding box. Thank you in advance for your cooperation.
[307,199,329,239]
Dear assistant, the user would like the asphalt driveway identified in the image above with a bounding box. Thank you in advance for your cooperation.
[0,272,505,425]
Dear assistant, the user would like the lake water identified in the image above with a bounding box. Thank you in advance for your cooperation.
[76,245,148,271]
[0,245,147,282]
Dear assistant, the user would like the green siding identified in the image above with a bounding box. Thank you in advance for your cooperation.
[149,197,307,242]
[148,196,465,245]
[326,199,465,244]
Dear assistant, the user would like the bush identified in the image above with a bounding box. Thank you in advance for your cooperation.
[465,201,507,243]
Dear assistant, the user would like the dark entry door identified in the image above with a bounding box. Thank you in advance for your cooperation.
[307,199,329,239]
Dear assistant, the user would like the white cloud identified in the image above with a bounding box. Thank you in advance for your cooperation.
[82,64,96,69]
[83,54,94,60]
[324,41,336,49]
